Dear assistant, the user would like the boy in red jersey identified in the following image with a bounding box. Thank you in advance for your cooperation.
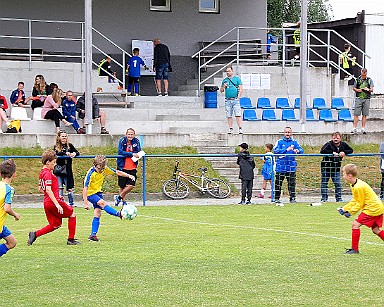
[28,149,80,246]
[338,164,384,254]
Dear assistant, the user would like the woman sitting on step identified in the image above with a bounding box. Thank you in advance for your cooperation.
[41,88,73,133]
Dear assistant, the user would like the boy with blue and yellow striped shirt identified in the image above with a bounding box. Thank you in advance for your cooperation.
[83,155,134,241]
[0,160,20,257]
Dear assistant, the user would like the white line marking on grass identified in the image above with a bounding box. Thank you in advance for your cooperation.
[141,215,384,247]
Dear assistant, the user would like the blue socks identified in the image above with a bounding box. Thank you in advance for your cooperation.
[91,217,100,236]
[0,243,9,257]
[104,205,119,217]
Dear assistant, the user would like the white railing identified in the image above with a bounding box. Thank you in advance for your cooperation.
[0,17,131,89]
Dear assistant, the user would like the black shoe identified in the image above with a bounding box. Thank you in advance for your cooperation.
[290,198,296,203]
[336,199,343,202]
[88,235,99,242]
[275,199,281,204]
[28,231,37,246]
[238,201,245,205]
[246,200,251,204]
[344,248,359,254]
[67,239,81,245]
[100,127,109,134]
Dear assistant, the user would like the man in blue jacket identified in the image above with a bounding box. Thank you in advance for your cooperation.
[273,127,304,203]
[114,128,141,206]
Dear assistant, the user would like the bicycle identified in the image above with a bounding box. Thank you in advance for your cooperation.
[162,160,231,199]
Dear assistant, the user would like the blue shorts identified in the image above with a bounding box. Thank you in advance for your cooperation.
[88,192,104,209]
[0,225,12,239]
[155,63,169,80]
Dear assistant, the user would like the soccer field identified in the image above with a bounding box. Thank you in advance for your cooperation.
[2,204,384,306]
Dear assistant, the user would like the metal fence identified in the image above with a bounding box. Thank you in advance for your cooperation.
[1,153,383,206]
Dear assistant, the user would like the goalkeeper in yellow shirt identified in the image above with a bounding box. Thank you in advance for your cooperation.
[338,164,384,254]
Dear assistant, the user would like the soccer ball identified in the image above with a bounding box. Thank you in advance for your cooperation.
[120,204,138,220]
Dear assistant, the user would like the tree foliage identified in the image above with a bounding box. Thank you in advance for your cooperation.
[267,0,332,29]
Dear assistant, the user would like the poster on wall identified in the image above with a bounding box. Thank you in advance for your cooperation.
[131,39,155,76]
[240,73,270,90]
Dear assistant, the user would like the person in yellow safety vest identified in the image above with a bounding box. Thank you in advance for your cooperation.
[97,57,114,82]
[340,43,356,81]
[292,22,301,60]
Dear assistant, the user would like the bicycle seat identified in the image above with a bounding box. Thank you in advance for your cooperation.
[198,167,208,172]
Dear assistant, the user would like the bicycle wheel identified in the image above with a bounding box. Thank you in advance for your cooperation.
[162,179,190,199]
[206,178,231,199]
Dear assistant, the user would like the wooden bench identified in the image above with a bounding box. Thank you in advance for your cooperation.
[0,47,44,61]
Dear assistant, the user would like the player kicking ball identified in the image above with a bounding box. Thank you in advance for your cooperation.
[338,164,384,254]
[28,150,80,246]
[83,155,135,242]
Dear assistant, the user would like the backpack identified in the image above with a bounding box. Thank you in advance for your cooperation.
[6,120,22,133]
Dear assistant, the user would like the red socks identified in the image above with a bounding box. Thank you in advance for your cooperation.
[351,228,360,251]
[68,216,77,240]
[36,224,56,237]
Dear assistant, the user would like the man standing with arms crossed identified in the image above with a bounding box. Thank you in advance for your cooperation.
[114,128,141,206]
[220,66,243,134]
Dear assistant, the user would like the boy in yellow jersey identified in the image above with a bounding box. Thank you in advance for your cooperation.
[83,155,134,241]
[0,160,20,257]
[338,164,384,254]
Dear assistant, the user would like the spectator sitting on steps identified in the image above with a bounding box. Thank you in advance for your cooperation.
[29,75,53,110]
[62,91,85,134]
[76,93,109,134]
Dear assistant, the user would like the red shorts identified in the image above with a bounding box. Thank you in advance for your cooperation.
[356,212,383,228]
[43,199,74,228]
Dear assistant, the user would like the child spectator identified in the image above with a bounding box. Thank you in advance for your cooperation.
[237,143,255,204]
[258,143,274,198]
[10,82,30,107]
[62,91,85,134]
[28,149,80,246]
[127,48,147,96]
[83,155,134,241]
[338,164,384,254]
[0,159,20,257]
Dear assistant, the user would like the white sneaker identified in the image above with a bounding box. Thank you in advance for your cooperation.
[239,128,243,134]
[157,92,162,96]
[361,128,367,134]
[351,128,357,134]
[0,130,3,134]
[228,128,233,134]
[164,92,169,96]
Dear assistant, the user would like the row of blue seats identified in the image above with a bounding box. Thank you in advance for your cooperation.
[240,97,347,110]
[243,108,354,122]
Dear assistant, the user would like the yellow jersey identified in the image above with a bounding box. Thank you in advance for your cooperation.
[342,179,384,216]
[84,166,116,196]
[0,181,15,229]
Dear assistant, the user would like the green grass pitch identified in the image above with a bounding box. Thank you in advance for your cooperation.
[2,203,384,306]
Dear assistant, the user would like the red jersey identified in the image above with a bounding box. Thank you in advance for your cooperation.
[39,167,60,203]
[123,142,136,170]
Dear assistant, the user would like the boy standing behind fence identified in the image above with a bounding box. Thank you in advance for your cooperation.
[237,143,255,204]
[258,143,274,198]
[338,164,384,254]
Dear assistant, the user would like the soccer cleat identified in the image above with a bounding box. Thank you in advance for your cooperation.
[114,195,121,206]
[88,235,99,242]
[28,231,37,246]
[67,239,81,245]
[257,194,264,198]
[344,248,359,254]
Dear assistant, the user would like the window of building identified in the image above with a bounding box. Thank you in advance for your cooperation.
[199,0,219,13]
[150,0,171,11]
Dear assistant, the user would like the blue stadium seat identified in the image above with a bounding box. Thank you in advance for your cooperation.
[243,109,261,121]
[276,98,291,109]
[257,97,273,109]
[319,109,337,122]
[313,98,328,110]
[294,98,308,109]
[239,97,256,109]
[331,98,347,110]
[262,109,278,121]
[306,109,317,121]
[282,109,298,121]
[338,109,353,122]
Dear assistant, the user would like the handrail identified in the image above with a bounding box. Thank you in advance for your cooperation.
[92,27,131,59]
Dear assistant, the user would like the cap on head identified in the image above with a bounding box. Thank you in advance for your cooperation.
[239,143,249,150]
